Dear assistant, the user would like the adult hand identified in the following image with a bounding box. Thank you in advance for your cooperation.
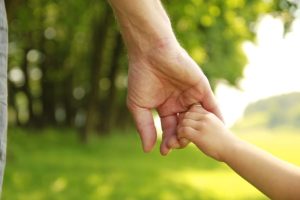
[108,0,222,155]
[127,40,222,155]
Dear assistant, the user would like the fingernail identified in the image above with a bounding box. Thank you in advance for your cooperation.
[161,148,171,156]
[142,143,153,153]
[179,138,190,148]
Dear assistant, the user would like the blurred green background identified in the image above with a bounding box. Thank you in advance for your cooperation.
[3,0,300,199]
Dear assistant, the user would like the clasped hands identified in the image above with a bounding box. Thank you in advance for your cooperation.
[127,41,223,155]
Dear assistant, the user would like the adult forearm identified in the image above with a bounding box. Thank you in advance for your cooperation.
[224,139,300,199]
[108,0,178,58]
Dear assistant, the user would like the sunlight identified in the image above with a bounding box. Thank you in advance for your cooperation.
[216,15,300,126]
[154,15,300,129]
[51,177,68,193]
[154,112,163,139]
[95,185,114,198]
[164,169,265,199]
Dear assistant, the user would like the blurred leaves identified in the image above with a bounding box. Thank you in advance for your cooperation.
[164,0,298,87]
[5,0,298,139]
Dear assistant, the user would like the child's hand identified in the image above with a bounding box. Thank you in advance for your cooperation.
[177,104,238,162]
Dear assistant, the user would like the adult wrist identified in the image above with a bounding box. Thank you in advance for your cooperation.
[121,18,178,58]
[108,0,177,57]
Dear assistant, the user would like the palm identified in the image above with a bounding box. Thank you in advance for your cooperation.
[127,47,222,155]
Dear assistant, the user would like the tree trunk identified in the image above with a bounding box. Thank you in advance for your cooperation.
[20,47,35,125]
[81,5,112,142]
[40,44,56,125]
[8,84,21,126]
[63,74,74,126]
[4,0,23,22]
[99,33,123,133]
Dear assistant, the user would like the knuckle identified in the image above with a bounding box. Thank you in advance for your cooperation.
[181,118,191,126]
[196,120,205,131]
[179,127,195,140]
[126,100,135,112]
[180,126,192,135]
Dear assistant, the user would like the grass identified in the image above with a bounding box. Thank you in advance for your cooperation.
[2,127,300,200]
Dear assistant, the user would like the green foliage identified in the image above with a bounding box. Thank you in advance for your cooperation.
[6,0,298,137]
[235,92,300,130]
[164,0,297,87]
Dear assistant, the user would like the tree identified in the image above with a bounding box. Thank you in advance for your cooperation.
[6,0,298,141]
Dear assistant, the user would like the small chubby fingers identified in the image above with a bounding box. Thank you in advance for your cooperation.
[181,111,205,121]
[179,118,204,131]
[177,126,198,141]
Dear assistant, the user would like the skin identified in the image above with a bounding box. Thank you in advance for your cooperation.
[177,105,300,199]
[108,0,222,155]
[107,1,300,198]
